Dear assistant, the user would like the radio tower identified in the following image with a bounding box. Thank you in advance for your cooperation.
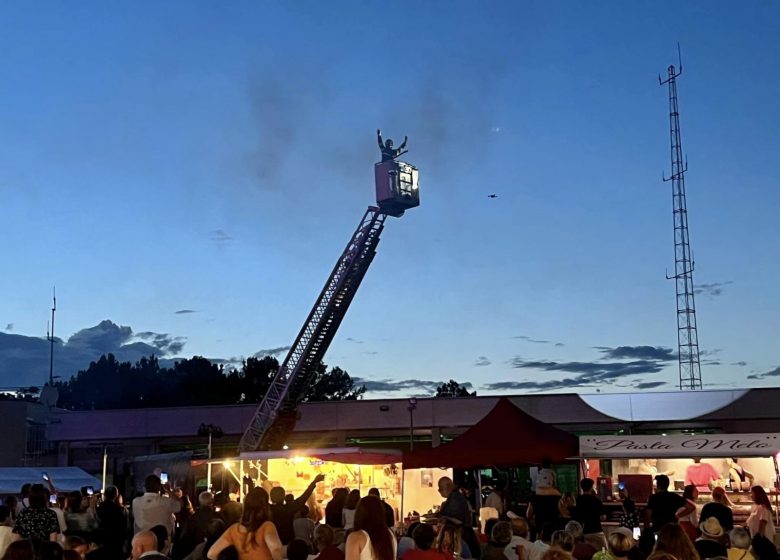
[659,48,702,390]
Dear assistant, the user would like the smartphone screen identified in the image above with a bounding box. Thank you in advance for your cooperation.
[160,472,169,485]
[86,487,94,496]
[618,482,626,490]
[49,494,57,504]
[632,527,641,540]
[42,472,49,481]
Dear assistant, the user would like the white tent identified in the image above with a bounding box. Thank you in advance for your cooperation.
[0,467,101,494]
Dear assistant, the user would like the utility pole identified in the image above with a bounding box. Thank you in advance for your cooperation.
[659,47,703,390]
[47,288,56,386]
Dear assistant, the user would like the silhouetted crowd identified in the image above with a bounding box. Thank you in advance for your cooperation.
[2,472,780,560]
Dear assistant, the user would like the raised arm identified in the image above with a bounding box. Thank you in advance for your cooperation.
[377,129,385,150]
[295,474,325,506]
[398,135,407,150]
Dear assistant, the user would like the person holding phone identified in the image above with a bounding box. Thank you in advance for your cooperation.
[65,490,98,536]
[132,474,181,537]
[13,484,61,542]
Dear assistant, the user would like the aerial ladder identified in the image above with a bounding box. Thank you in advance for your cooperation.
[238,151,420,453]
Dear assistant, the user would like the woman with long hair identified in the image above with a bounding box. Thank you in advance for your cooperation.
[207,488,282,560]
[434,523,467,560]
[343,491,361,531]
[746,486,775,541]
[652,523,700,560]
[676,485,699,542]
[346,496,396,560]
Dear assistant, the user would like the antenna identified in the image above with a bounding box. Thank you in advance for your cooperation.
[47,288,56,386]
[659,46,703,391]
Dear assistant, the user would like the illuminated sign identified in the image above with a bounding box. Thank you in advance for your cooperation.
[579,434,780,457]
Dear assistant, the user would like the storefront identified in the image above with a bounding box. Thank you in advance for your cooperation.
[193,447,451,524]
[578,433,780,525]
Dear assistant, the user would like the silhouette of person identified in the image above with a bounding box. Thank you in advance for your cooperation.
[377,129,407,162]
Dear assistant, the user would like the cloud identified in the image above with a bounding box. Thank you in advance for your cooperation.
[598,346,676,362]
[732,361,747,367]
[354,378,474,395]
[634,381,668,390]
[361,351,379,356]
[210,229,233,244]
[694,281,733,297]
[554,342,565,347]
[0,320,188,387]
[132,331,187,355]
[747,366,780,380]
[474,356,491,367]
[345,337,364,344]
[514,335,550,344]
[67,320,133,354]
[174,309,197,315]
[4,324,12,331]
[253,346,292,358]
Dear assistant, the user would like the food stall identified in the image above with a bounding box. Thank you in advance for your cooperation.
[578,433,780,525]
[192,447,451,524]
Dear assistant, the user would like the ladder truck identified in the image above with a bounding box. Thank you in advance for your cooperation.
[238,156,420,453]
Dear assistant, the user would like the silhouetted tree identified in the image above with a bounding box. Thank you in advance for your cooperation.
[55,353,364,409]
[434,379,476,397]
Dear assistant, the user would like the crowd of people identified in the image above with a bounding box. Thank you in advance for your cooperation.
[517,473,780,560]
[2,472,780,560]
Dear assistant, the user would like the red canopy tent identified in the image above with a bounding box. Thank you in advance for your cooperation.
[402,397,578,469]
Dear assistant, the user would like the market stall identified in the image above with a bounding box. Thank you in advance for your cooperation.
[578,433,780,524]
[192,447,451,524]
[403,398,579,529]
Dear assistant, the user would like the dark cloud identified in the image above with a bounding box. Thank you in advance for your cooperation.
[514,335,550,344]
[134,331,187,355]
[694,281,733,297]
[210,229,233,244]
[345,337,364,344]
[174,309,197,315]
[5,323,12,331]
[253,346,292,358]
[354,378,473,394]
[732,361,748,367]
[747,366,780,380]
[702,360,722,366]
[634,381,668,390]
[599,346,676,361]
[0,320,188,387]
[67,320,133,354]
[474,356,491,367]
[554,342,565,347]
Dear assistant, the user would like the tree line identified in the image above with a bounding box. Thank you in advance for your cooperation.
[53,354,366,410]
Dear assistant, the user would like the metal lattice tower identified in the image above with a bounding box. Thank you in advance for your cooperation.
[659,54,703,390]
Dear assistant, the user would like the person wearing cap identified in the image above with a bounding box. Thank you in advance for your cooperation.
[695,517,727,559]
[643,475,685,533]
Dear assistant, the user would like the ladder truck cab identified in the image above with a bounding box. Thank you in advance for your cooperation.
[375,160,420,218]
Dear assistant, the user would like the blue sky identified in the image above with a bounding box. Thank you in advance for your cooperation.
[0,1,778,395]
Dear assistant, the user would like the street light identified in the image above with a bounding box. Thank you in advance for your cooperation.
[407,398,418,451]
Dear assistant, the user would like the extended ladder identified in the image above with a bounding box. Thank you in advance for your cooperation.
[238,207,388,452]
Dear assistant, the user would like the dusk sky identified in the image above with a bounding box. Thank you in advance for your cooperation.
[1,1,778,396]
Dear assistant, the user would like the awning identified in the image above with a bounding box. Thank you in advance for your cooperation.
[403,397,579,469]
[237,447,403,465]
[0,467,101,494]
